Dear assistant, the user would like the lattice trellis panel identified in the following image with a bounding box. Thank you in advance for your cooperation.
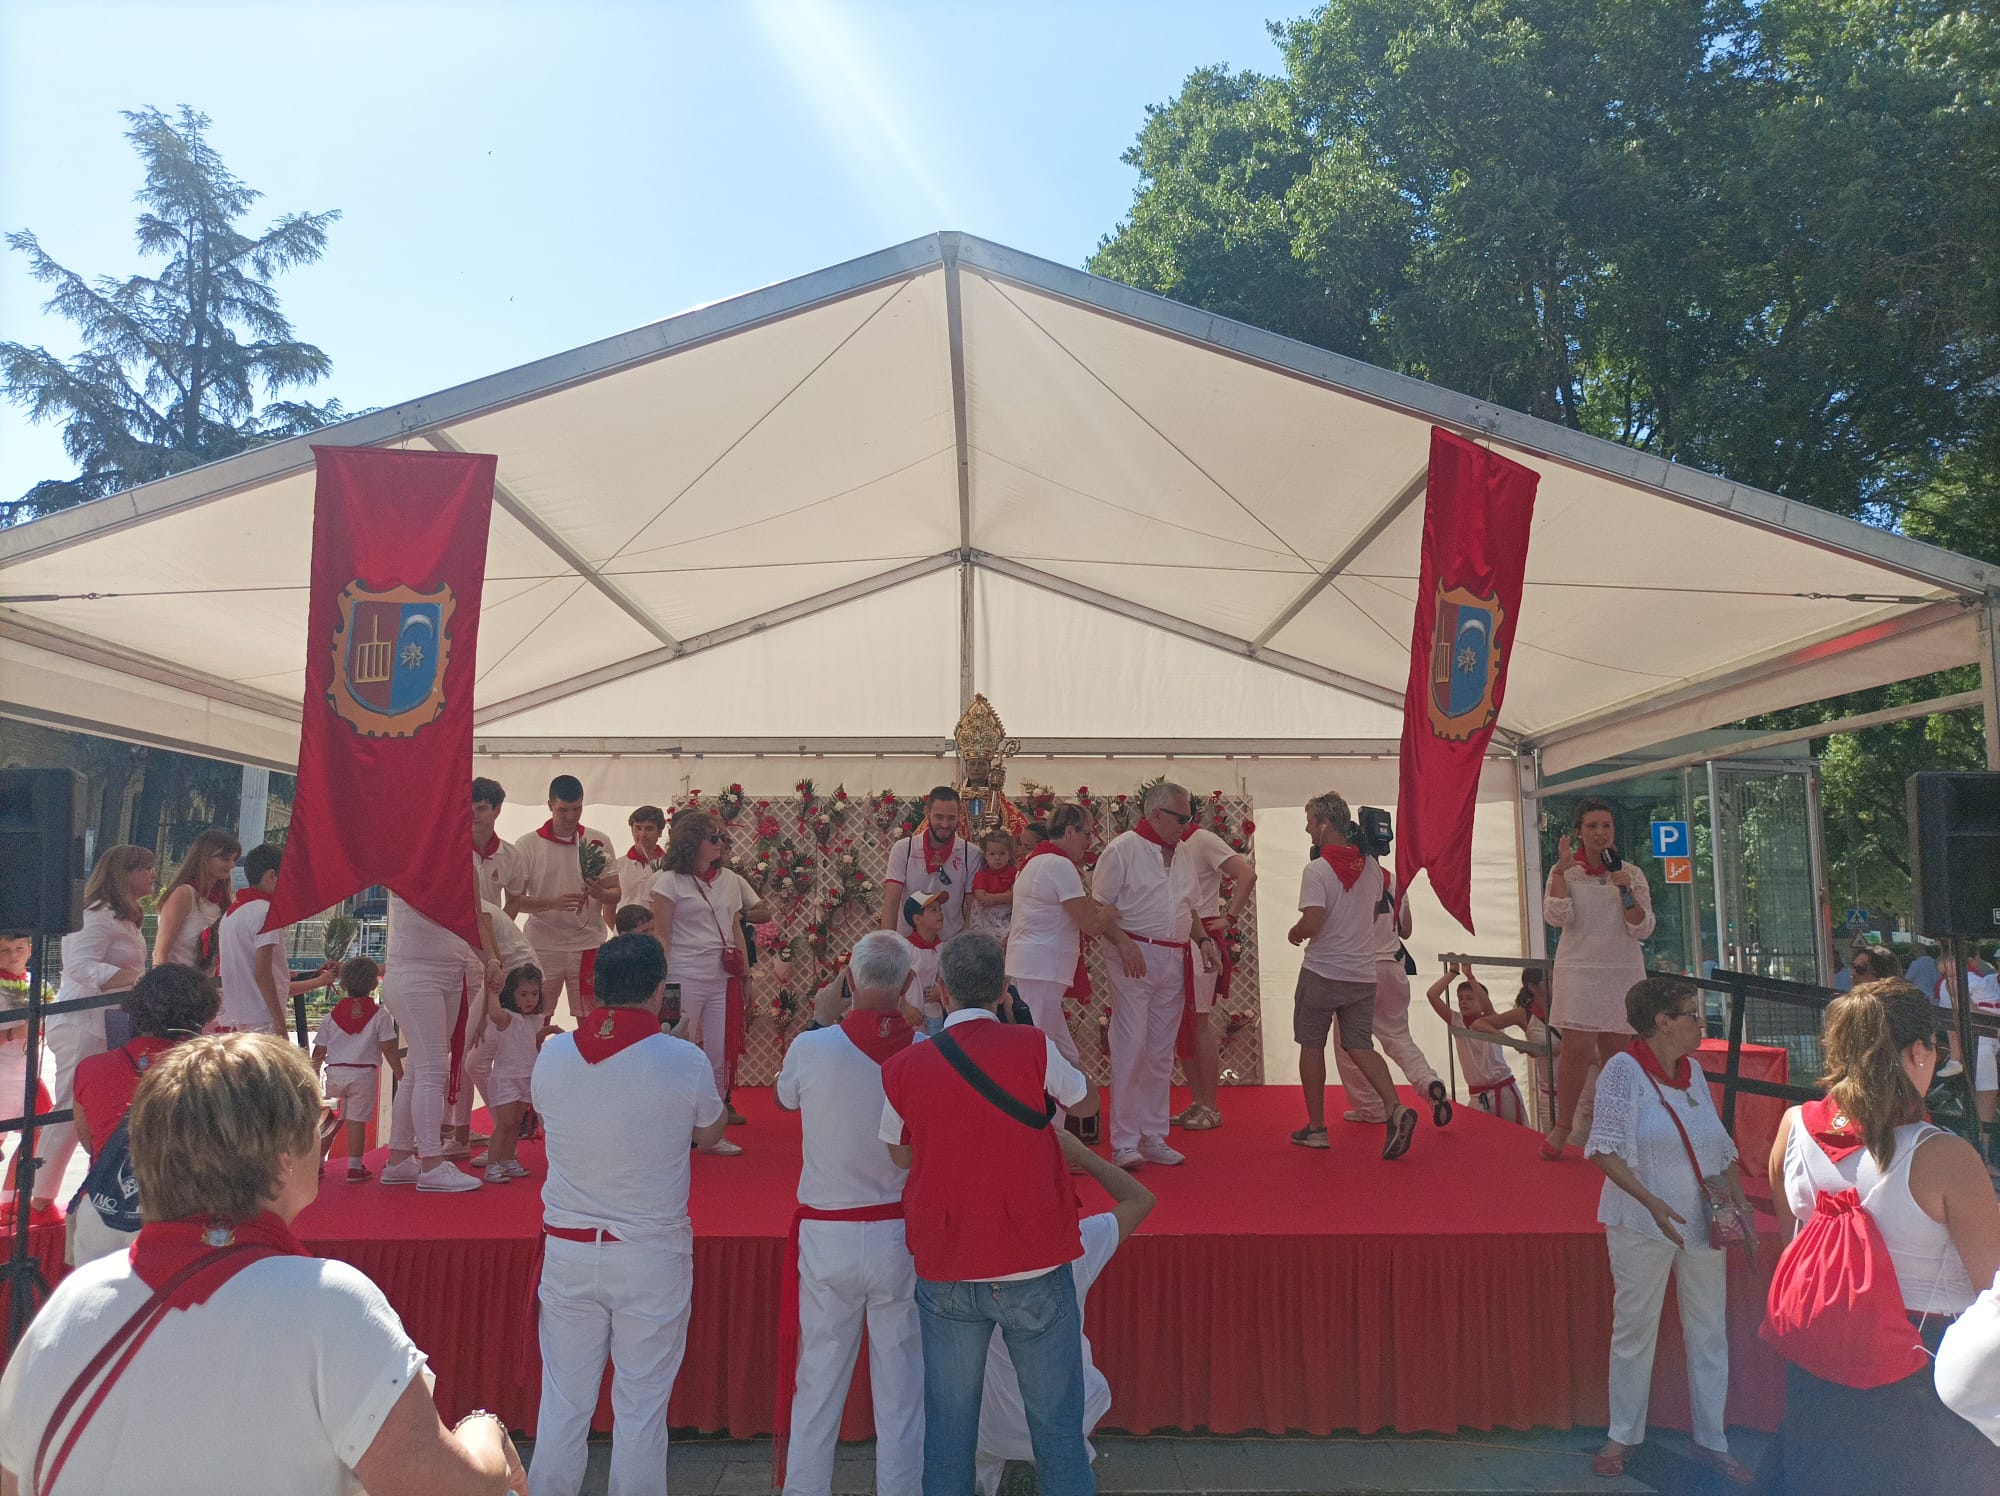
[689,782,1262,1088]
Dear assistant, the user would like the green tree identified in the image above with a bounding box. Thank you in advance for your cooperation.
[1,106,343,522]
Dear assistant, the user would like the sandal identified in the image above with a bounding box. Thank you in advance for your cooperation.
[1589,1451,1626,1478]
[1289,1124,1330,1149]
[346,1164,373,1183]
[1693,1448,1754,1486]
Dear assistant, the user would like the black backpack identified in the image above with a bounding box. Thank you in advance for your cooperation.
[72,1049,145,1235]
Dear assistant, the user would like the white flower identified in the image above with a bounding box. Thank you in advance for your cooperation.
[861,879,874,891]
[757,860,769,872]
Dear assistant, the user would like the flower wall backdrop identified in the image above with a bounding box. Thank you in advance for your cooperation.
[672,781,1261,1087]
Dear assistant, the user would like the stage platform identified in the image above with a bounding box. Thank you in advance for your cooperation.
[272,1085,1781,1438]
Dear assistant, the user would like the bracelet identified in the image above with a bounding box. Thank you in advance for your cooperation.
[453,1409,504,1436]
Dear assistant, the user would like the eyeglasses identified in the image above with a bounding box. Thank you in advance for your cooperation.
[1159,809,1192,825]
[1672,1006,1703,1021]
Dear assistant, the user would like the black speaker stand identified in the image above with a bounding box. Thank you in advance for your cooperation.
[3,930,54,1351]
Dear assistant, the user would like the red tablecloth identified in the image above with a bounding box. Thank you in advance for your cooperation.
[1698,1038,1791,1178]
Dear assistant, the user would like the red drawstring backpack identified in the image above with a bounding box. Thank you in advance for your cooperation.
[1759,1099,1932,1388]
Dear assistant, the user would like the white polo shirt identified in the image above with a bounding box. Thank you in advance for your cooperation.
[472,838,527,911]
[1298,855,1384,983]
[616,850,666,910]
[534,1027,723,1243]
[513,824,615,953]
[314,1006,397,1068]
[217,898,286,1031]
[886,834,982,940]
[1090,830,1200,943]
[1005,854,1088,984]
[775,1022,909,1210]
[1179,827,1238,920]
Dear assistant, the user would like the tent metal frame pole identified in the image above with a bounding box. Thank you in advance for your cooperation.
[1251,464,1428,649]
[1525,600,1971,764]
[425,433,680,651]
[469,735,1438,759]
[472,552,959,727]
[942,234,977,712]
[0,615,302,722]
[1516,751,1548,960]
[1982,594,2000,772]
[1524,688,1983,799]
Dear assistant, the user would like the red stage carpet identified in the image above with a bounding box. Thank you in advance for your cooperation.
[280,1085,1785,1439]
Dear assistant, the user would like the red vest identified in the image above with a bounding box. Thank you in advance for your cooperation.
[881,1016,1081,1281]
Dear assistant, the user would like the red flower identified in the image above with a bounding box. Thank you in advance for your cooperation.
[835,788,848,801]
[1077,786,1090,795]
[1242,820,1256,835]
[1212,789,1223,799]
[1116,794,1127,803]
[1231,839,1246,851]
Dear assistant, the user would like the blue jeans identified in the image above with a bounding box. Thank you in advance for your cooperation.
[915,1264,1094,1495]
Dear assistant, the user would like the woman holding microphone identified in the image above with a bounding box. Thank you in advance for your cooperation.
[1542,799,1654,1160]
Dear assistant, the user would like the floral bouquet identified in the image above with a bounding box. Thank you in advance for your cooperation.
[322,914,360,966]
[716,784,748,822]
[578,836,610,886]
[872,790,901,828]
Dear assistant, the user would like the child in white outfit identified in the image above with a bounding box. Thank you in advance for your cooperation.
[311,957,402,1181]
[481,964,545,1183]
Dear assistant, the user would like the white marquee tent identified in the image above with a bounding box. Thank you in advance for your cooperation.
[5,232,1997,1069]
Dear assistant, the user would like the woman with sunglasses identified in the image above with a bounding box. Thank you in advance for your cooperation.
[651,811,770,1153]
[1582,976,1752,1483]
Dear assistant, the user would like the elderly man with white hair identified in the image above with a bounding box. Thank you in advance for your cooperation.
[1090,782,1219,1169]
[772,930,925,1496]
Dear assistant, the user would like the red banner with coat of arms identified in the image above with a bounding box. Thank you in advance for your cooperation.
[1394,428,1537,933]
[269,446,497,947]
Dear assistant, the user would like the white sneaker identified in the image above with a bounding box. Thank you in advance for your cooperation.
[698,1139,743,1157]
[1111,1148,1144,1170]
[378,1158,420,1186]
[502,1160,529,1179]
[416,1163,482,1193]
[482,1164,512,1184]
[1138,1138,1185,1166]
[469,1150,490,1167]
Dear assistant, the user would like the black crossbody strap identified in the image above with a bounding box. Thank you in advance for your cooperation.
[933,1029,1056,1130]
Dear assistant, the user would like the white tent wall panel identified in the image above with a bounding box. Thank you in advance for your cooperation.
[0,635,300,769]
[970,568,1407,739]
[476,751,1523,1092]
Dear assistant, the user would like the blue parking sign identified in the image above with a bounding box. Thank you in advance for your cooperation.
[1651,820,1690,859]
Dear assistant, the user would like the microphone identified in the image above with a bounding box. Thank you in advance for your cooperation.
[1603,847,1636,910]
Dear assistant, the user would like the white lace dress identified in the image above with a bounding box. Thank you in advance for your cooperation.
[1545,870,1655,1033]
[1584,1051,1737,1247]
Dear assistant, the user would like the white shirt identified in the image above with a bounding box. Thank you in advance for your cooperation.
[514,824,615,953]
[910,944,942,1004]
[1452,1021,1515,1091]
[0,1251,427,1496]
[1938,1269,2000,1447]
[1584,1051,1738,1245]
[652,868,753,976]
[217,898,286,1030]
[775,1022,910,1210]
[616,850,666,909]
[1297,856,1383,982]
[472,838,527,911]
[1179,827,1238,918]
[977,1212,1120,1461]
[886,834,982,940]
[386,892,476,967]
[534,1028,723,1243]
[315,1006,397,1068]
[483,899,536,973]
[1090,830,1201,942]
[1937,970,2000,1012]
[57,905,147,1002]
[487,1008,541,1081]
[160,887,221,969]
[1005,854,1088,984]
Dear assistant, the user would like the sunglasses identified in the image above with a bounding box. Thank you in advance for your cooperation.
[704,835,723,846]
[1158,809,1192,825]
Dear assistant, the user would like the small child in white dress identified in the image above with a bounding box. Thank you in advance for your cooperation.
[480,964,545,1183]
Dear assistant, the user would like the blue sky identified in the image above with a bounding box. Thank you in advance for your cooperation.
[0,0,1286,503]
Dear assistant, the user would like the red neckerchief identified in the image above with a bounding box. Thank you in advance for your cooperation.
[0,968,25,984]
[1580,850,1610,876]
[130,1211,307,1296]
[840,1009,916,1065]
[1630,1035,1693,1089]
[1022,841,1067,866]
[573,1005,659,1063]
[973,865,1017,893]
[474,833,502,860]
[225,887,271,915]
[908,932,940,951]
[920,831,956,875]
[1802,1094,1867,1164]
[1320,843,1365,890]
[536,820,578,845]
[1133,818,1195,850]
[204,879,229,908]
[695,863,723,885]
[626,845,663,865]
[329,995,379,1035]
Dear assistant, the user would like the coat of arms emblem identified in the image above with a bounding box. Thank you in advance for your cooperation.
[1427,583,1505,742]
[328,581,456,738]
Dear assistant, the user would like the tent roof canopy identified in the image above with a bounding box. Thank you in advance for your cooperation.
[3,231,1991,776]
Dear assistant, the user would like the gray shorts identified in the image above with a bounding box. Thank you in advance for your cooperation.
[1292,970,1377,1050]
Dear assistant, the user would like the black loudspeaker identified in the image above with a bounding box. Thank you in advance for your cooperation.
[0,767,87,935]
[1908,772,2000,939]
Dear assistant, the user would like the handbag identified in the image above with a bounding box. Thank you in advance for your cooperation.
[1644,1068,1753,1251]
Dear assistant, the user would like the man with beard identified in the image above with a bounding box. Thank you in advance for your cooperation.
[880,787,982,942]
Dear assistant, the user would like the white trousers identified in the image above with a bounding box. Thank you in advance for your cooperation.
[1014,978,1082,1070]
[673,968,731,1102]
[532,1234,693,1496]
[1107,944,1184,1153]
[533,945,593,1026]
[1335,961,1441,1121]
[32,1008,106,1197]
[1604,1224,1730,1451]
[385,955,470,1160]
[783,1218,923,1496]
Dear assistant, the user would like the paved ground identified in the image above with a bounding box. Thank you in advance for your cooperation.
[518,1428,1772,1494]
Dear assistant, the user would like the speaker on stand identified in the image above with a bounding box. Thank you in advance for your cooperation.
[0,766,86,1348]
[1908,771,2000,1166]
